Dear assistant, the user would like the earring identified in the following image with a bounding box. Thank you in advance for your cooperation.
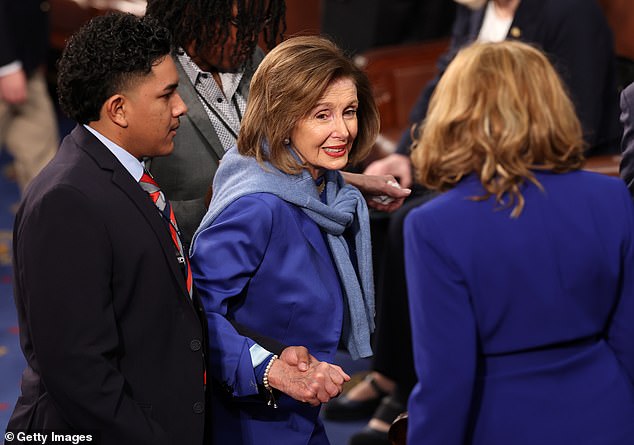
[283,137,290,146]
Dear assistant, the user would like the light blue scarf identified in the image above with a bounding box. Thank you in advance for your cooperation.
[191,146,375,359]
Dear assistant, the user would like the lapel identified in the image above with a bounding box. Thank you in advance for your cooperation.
[237,47,265,99]
[71,125,193,303]
[174,56,225,160]
[468,5,486,40]
[469,0,541,43]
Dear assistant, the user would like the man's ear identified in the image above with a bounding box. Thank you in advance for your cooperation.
[102,94,129,128]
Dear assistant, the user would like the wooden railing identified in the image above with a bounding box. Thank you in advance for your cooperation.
[355,39,449,135]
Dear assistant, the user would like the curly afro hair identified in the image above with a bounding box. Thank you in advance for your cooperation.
[145,0,285,70]
[57,13,172,124]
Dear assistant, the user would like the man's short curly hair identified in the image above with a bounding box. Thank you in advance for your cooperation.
[57,13,172,124]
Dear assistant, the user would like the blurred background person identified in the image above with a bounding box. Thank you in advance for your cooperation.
[189,35,379,445]
[406,40,634,445]
[380,0,620,170]
[0,1,58,194]
[325,2,623,443]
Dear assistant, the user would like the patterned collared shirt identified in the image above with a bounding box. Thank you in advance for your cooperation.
[177,50,247,152]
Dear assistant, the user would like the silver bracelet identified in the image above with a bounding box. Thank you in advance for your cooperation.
[263,354,278,408]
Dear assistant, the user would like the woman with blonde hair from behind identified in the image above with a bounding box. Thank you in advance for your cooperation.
[405,40,634,445]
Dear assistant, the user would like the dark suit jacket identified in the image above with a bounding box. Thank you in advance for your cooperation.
[149,49,265,249]
[0,0,49,75]
[396,0,620,156]
[7,125,207,445]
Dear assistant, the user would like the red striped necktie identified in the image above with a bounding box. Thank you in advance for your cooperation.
[139,170,193,300]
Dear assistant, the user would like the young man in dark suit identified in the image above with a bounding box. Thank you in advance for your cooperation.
[6,13,204,444]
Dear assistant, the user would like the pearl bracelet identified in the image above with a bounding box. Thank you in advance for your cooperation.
[263,354,278,408]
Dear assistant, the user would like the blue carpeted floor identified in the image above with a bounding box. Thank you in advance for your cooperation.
[0,149,23,431]
[0,130,372,443]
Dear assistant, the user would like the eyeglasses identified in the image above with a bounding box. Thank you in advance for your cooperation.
[229,15,273,29]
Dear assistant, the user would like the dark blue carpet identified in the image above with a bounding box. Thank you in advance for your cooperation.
[0,149,23,431]
[0,121,371,443]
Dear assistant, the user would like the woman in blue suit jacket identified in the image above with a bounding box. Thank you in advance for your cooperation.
[405,41,634,445]
[189,36,380,444]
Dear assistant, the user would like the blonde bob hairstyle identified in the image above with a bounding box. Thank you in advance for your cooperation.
[411,40,585,217]
[237,35,380,174]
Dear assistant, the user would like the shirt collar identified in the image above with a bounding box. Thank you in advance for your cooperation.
[176,50,200,86]
[83,125,145,182]
[176,48,244,98]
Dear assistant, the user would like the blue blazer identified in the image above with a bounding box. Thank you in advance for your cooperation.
[404,171,634,445]
[191,192,344,445]
[396,0,620,156]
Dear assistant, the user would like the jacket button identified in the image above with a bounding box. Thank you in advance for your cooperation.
[192,401,204,414]
[190,339,202,351]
